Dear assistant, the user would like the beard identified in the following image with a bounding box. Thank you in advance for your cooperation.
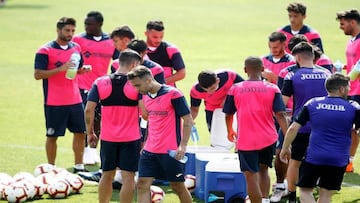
[59,35,72,42]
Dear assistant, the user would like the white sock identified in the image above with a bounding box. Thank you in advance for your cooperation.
[350,156,354,163]
[262,198,270,203]
[74,164,84,169]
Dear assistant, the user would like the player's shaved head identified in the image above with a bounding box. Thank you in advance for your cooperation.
[245,56,263,71]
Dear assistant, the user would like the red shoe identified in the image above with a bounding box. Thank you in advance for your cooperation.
[346,162,354,173]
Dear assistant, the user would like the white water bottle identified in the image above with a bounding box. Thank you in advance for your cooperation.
[66,52,81,79]
[190,126,199,142]
[168,150,188,163]
[333,60,343,73]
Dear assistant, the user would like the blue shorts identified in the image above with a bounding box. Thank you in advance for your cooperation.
[138,150,185,182]
[291,133,310,161]
[44,103,85,137]
[298,161,346,191]
[238,142,276,172]
[100,139,141,172]
[80,88,101,118]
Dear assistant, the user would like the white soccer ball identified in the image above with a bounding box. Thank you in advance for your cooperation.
[150,185,165,203]
[52,167,70,177]
[0,173,13,185]
[47,179,71,199]
[33,163,55,177]
[184,174,196,193]
[30,178,46,199]
[36,172,55,188]
[3,183,28,203]
[15,180,36,200]
[0,173,13,199]
[64,174,84,194]
[13,172,35,182]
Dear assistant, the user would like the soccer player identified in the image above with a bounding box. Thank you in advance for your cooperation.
[280,73,360,203]
[281,42,331,203]
[145,20,186,87]
[262,31,295,84]
[261,31,295,203]
[72,11,119,165]
[190,69,244,132]
[110,25,136,73]
[279,2,324,53]
[128,66,193,203]
[223,56,289,203]
[34,17,89,173]
[278,34,333,89]
[85,50,142,203]
[124,39,165,84]
[336,9,360,173]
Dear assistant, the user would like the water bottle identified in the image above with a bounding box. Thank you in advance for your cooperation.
[333,60,343,73]
[349,60,360,81]
[168,150,188,164]
[190,126,199,142]
[66,52,81,79]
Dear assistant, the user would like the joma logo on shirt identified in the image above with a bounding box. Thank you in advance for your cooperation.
[316,103,345,111]
[300,74,328,80]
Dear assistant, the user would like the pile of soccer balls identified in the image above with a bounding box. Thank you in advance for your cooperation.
[0,163,84,202]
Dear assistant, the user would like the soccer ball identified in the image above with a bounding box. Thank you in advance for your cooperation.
[13,172,35,182]
[47,179,71,198]
[0,172,13,186]
[0,173,13,199]
[33,163,55,177]
[64,174,84,194]
[15,180,36,200]
[150,185,165,203]
[36,172,55,188]
[184,174,196,193]
[3,183,28,203]
[52,167,70,177]
[30,178,46,199]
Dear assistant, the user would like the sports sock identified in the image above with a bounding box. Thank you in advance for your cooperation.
[349,156,354,163]
[74,164,85,170]
[288,191,296,201]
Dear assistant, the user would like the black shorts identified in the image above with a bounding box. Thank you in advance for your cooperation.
[298,161,346,191]
[291,133,310,161]
[100,139,141,172]
[238,142,276,172]
[44,103,85,137]
[138,150,185,182]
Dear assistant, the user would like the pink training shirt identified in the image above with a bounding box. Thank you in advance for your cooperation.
[88,74,140,142]
[73,33,117,90]
[190,69,244,111]
[223,81,285,151]
[262,53,296,77]
[143,85,191,153]
[345,34,360,96]
[34,41,82,106]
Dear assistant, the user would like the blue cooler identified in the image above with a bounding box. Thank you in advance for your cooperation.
[204,157,247,203]
[195,153,237,200]
[185,146,229,176]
